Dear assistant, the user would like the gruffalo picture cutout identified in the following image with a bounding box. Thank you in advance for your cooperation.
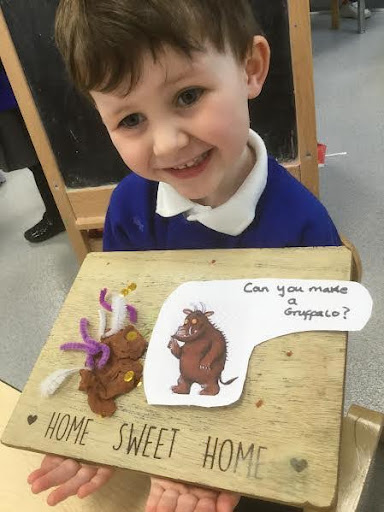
[144,278,372,407]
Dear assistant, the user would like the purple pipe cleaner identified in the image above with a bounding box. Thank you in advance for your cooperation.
[60,318,110,369]
[100,288,112,312]
[126,304,138,324]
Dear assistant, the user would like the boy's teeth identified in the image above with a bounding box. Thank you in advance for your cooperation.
[172,152,207,170]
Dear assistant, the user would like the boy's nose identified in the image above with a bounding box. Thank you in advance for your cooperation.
[152,124,189,159]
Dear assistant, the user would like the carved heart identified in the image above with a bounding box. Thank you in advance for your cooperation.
[27,415,38,425]
[290,458,308,473]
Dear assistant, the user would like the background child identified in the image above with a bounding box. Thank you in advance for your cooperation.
[0,62,65,242]
[28,1,341,511]
[340,0,371,18]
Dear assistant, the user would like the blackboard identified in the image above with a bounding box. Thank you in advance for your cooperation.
[250,0,297,163]
[0,0,297,189]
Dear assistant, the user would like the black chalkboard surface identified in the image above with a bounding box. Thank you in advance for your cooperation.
[251,0,297,162]
[0,0,297,189]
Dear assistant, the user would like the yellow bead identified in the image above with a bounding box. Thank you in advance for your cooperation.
[120,288,129,296]
[128,283,137,291]
[124,371,135,383]
[125,330,138,342]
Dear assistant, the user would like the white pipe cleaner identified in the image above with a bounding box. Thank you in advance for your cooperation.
[104,294,128,338]
[40,367,87,397]
[98,308,107,339]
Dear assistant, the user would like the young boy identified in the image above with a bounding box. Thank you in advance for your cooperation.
[28,1,341,511]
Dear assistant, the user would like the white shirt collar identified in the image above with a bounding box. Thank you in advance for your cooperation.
[156,130,268,236]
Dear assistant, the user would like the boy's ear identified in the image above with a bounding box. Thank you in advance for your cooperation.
[244,36,271,100]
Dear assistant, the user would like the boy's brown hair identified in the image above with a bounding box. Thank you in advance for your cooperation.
[55,0,262,96]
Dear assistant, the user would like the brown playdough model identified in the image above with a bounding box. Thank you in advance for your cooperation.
[79,325,147,417]
[169,308,237,396]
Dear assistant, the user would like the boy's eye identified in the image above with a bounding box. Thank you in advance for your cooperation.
[177,87,204,107]
[119,113,145,129]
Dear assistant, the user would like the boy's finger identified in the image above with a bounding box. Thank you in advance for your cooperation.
[27,469,46,485]
[156,488,179,512]
[194,497,216,512]
[77,467,115,498]
[27,456,66,484]
[40,455,67,470]
[175,493,199,512]
[46,466,98,506]
[217,493,240,512]
[30,458,81,494]
[145,481,164,512]
[190,486,217,500]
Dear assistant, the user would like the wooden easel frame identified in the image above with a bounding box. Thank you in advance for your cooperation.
[0,1,318,263]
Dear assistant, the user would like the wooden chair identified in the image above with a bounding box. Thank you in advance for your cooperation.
[341,236,363,283]
[332,0,341,29]
[332,405,384,511]
[331,0,367,33]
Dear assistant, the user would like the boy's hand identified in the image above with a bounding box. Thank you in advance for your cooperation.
[146,477,240,512]
[27,454,114,505]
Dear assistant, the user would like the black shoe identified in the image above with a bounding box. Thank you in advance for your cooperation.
[24,213,65,243]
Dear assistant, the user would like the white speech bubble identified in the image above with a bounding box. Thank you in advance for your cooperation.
[144,279,372,407]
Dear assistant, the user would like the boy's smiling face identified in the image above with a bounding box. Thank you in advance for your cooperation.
[91,37,269,207]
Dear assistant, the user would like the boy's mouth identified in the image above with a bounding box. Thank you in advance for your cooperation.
[164,150,212,179]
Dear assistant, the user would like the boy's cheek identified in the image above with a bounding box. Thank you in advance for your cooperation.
[202,115,249,156]
[110,132,136,162]
[201,101,249,142]
[111,137,145,173]
[119,151,145,173]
